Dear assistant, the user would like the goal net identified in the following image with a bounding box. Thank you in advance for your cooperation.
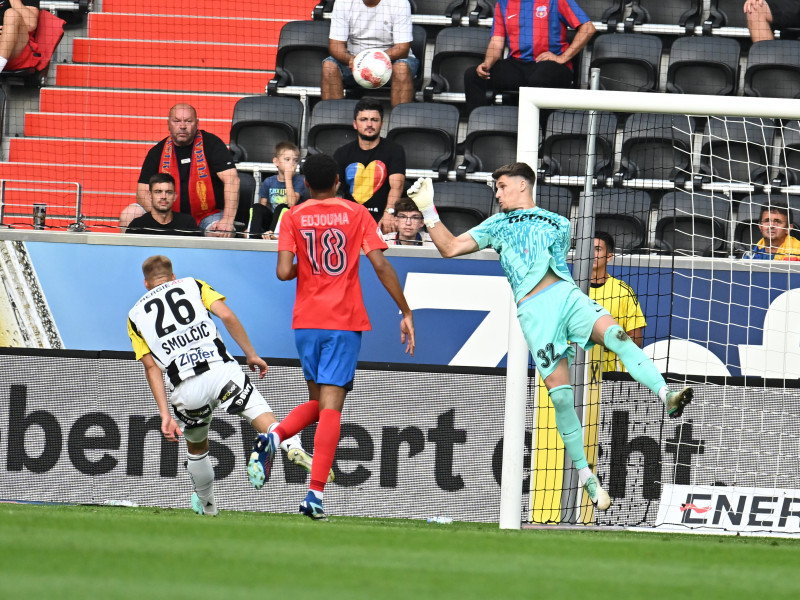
[502,88,800,536]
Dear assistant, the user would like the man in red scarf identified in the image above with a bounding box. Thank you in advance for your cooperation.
[124,104,239,237]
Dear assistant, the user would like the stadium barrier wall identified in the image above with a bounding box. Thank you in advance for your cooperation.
[0,349,532,522]
[1,231,799,377]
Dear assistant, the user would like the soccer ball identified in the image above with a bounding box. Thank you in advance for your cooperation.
[352,49,392,89]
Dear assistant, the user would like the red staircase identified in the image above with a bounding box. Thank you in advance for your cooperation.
[1,1,315,230]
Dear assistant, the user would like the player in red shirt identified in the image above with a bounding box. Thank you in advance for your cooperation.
[247,153,415,520]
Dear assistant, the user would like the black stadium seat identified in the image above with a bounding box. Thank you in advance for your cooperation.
[590,33,662,92]
[229,96,303,163]
[267,20,331,96]
[457,106,518,179]
[744,40,800,99]
[387,102,460,178]
[306,99,359,156]
[666,36,740,96]
[423,26,491,102]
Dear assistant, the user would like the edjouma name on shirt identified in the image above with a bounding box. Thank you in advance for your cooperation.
[300,212,351,227]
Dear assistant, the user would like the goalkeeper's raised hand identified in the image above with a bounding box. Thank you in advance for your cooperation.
[407,177,440,228]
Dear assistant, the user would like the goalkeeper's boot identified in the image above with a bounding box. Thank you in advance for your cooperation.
[583,474,611,511]
[299,491,328,521]
[191,492,218,517]
[286,446,335,483]
[247,433,276,490]
[666,387,694,419]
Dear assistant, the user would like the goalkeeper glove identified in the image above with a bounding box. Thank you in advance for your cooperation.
[406,177,440,228]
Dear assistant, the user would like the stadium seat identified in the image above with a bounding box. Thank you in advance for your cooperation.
[387,102,460,178]
[704,0,751,36]
[457,106,518,179]
[583,188,652,251]
[236,171,258,234]
[229,96,303,163]
[589,33,662,92]
[654,191,730,256]
[774,120,800,186]
[423,26,492,102]
[306,99,359,156]
[409,0,469,22]
[534,184,574,218]
[579,0,625,32]
[430,180,495,234]
[666,36,740,96]
[743,40,800,99]
[267,20,331,96]
[623,0,702,34]
[539,109,618,180]
[614,113,695,186]
[698,117,776,188]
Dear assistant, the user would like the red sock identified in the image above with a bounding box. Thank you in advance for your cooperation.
[309,408,341,493]
[274,400,319,442]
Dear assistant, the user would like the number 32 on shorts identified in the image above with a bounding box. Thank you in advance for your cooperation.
[536,342,557,368]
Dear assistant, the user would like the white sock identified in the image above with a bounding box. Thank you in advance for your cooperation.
[0,57,8,73]
[187,451,215,505]
[577,467,594,486]
[269,421,304,453]
[310,489,323,501]
[658,386,670,403]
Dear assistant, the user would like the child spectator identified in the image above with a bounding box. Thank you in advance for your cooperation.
[259,142,308,211]
[250,142,309,238]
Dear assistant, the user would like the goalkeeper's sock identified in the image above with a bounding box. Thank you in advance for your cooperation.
[603,325,667,398]
[187,451,215,504]
[309,408,341,493]
[273,399,320,443]
[548,385,589,471]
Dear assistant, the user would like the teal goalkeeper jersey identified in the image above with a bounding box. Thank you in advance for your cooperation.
[468,206,574,303]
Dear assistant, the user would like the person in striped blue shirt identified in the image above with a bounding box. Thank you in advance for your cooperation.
[464,0,596,114]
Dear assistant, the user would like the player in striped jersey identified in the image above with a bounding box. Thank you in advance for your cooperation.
[407,164,693,511]
[128,255,325,516]
[464,0,596,114]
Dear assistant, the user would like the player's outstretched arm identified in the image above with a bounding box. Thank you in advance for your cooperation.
[209,299,268,378]
[407,177,480,258]
[141,353,183,441]
[366,249,416,356]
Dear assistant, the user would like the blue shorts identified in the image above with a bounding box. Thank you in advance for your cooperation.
[295,329,362,391]
[323,55,420,88]
[516,280,610,380]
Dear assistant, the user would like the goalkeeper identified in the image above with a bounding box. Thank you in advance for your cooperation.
[407,163,693,510]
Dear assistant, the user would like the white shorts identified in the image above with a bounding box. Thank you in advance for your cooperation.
[170,361,273,443]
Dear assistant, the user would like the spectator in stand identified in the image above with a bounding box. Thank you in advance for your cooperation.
[464,0,596,115]
[590,231,647,372]
[334,99,406,233]
[743,201,800,260]
[322,0,419,106]
[384,197,432,246]
[0,0,39,74]
[121,103,239,237]
[249,142,309,238]
[126,174,202,236]
[744,0,800,42]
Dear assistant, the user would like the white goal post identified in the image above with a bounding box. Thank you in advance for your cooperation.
[498,89,800,531]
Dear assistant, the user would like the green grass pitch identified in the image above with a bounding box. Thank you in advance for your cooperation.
[1,503,799,600]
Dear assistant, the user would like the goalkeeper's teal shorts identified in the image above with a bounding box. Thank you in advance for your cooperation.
[516,280,610,380]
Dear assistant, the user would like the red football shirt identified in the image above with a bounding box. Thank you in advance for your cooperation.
[278,197,388,331]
